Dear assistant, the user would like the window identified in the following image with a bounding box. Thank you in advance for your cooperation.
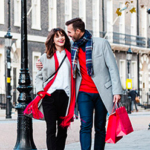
[130,5,136,36]
[48,0,57,31]
[79,0,86,23]
[119,60,126,89]
[0,54,2,73]
[32,0,41,30]
[0,51,5,94]
[65,0,72,31]
[107,0,113,42]
[14,0,21,26]
[92,0,99,37]
[131,61,137,89]
[141,7,147,37]
[32,52,41,92]
[0,0,4,24]
[119,2,125,33]
[119,2,125,43]
[0,54,4,93]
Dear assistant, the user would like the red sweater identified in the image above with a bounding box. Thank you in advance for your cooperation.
[78,48,98,93]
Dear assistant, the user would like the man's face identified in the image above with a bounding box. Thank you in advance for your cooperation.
[67,24,81,42]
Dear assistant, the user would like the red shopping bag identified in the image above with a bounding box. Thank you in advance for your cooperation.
[105,112,123,144]
[116,106,134,137]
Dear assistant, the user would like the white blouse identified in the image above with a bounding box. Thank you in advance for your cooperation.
[47,50,70,96]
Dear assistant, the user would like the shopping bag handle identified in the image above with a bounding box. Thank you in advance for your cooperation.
[118,102,123,107]
[111,103,118,114]
[112,102,123,114]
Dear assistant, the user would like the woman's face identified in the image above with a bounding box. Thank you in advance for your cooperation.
[53,31,65,49]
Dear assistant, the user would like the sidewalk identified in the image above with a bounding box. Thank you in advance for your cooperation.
[65,130,150,150]
[0,109,150,150]
[65,111,150,150]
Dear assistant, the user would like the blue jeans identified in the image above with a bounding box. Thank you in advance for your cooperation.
[78,92,107,150]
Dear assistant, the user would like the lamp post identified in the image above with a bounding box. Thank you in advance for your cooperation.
[126,47,133,79]
[5,0,12,119]
[126,47,133,114]
[14,0,36,149]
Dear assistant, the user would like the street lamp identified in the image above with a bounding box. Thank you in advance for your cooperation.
[147,8,150,27]
[5,34,12,47]
[126,47,133,79]
[14,0,36,149]
[5,0,12,119]
[126,47,133,114]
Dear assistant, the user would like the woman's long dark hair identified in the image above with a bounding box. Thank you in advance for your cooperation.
[45,28,71,58]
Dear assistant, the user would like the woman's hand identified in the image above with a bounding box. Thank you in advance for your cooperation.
[38,91,51,98]
[36,59,43,71]
[38,91,46,98]
[39,93,44,97]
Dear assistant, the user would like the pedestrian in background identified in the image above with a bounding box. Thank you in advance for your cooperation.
[129,88,139,112]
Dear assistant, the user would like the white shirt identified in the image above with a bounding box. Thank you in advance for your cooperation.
[47,50,70,96]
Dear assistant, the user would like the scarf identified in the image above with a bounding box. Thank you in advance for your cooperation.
[24,49,76,128]
[71,30,94,78]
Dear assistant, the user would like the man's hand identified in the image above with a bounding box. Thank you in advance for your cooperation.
[113,95,121,103]
[36,58,43,71]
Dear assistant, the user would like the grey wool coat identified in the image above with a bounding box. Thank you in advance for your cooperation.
[75,37,123,114]
[35,53,71,117]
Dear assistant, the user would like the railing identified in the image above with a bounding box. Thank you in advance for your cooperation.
[113,32,147,48]
[0,88,6,109]
[100,32,148,48]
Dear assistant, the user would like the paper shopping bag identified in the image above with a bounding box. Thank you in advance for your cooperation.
[105,112,123,143]
[116,106,134,137]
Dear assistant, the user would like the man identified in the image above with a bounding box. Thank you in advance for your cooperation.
[128,88,139,112]
[36,18,123,150]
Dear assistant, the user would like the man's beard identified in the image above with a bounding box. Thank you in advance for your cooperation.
[73,35,80,42]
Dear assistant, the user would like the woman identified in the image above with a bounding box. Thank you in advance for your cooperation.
[24,28,75,150]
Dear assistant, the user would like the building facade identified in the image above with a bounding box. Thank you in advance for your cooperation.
[103,0,150,105]
[0,0,150,107]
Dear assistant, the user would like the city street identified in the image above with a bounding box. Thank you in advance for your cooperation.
[0,108,150,150]
[0,0,150,150]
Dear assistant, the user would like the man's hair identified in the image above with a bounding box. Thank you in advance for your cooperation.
[65,18,85,32]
